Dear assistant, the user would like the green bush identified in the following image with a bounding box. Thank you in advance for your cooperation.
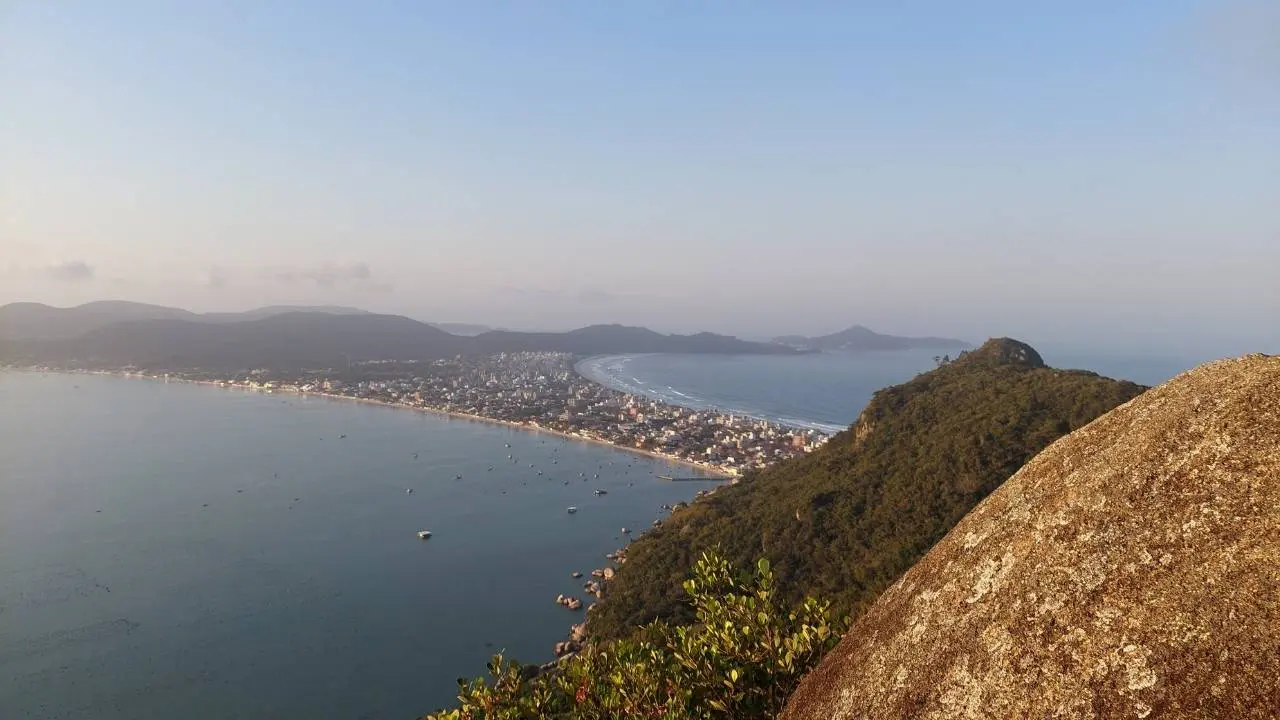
[424,552,843,720]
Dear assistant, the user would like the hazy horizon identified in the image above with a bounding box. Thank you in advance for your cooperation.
[3,2,1277,356]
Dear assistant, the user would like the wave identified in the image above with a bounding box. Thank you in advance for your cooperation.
[575,355,844,434]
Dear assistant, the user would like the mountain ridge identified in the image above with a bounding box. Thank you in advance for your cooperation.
[0,301,369,340]
[0,305,800,369]
[773,325,970,352]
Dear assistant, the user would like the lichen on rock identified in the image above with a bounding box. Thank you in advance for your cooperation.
[782,354,1280,720]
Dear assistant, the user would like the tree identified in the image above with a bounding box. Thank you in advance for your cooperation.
[423,553,843,720]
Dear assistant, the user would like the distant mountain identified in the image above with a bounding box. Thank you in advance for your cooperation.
[0,301,198,340]
[0,311,799,371]
[428,322,495,336]
[4,312,467,370]
[472,324,798,356]
[0,301,373,340]
[772,325,970,352]
[198,305,371,322]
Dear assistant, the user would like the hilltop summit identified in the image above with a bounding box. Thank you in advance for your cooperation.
[782,354,1280,720]
[956,337,1045,369]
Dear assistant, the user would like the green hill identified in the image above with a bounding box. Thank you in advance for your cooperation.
[586,338,1147,640]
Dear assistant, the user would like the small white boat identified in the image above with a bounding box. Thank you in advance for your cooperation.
[566,506,578,514]
[406,488,414,494]
[594,489,608,496]
[417,530,433,539]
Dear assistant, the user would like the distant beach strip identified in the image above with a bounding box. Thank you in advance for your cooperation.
[574,355,847,435]
[48,368,734,479]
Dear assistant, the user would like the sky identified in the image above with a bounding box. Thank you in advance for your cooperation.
[1,1,1277,354]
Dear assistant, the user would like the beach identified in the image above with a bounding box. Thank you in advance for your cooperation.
[50,369,734,479]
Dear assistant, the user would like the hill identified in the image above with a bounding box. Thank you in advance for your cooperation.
[474,324,798,356]
[0,301,374,340]
[1,311,798,370]
[198,305,371,322]
[4,312,468,370]
[0,301,198,340]
[586,339,1146,640]
[782,354,1280,720]
[772,325,970,351]
[427,322,495,336]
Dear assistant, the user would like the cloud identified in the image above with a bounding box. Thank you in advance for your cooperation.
[202,266,231,289]
[497,286,620,305]
[45,260,95,282]
[577,288,617,305]
[497,286,564,302]
[268,262,390,292]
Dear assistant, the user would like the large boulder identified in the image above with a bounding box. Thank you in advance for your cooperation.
[782,355,1280,720]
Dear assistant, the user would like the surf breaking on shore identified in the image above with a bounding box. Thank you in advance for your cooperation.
[575,355,847,435]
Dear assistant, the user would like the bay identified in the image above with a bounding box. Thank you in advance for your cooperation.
[0,371,712,719]
[577,349,1201,432]
[577,351,945,432]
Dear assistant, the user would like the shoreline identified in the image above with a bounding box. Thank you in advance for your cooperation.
[30,368,734,479]
[307,389,733,478]
[574,354,847,435]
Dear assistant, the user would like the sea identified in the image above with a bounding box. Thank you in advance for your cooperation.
[0,372,716,719]
[575,349,1199,433]
[0,349,1203,719]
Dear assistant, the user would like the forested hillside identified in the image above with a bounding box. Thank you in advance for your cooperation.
[587,339,1147,639]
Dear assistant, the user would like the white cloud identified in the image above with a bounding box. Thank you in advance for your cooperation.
[45,260,95,282]
[267,262,390,292]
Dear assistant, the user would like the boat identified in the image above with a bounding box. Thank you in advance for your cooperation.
[416,530,433,539]
[566,506,578,514]
[593,489,608,496]
[406,488,414,494]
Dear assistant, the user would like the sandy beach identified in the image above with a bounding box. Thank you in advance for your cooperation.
[57,369,734,479]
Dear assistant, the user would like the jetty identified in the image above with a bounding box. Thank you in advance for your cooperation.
[657,475,724,482]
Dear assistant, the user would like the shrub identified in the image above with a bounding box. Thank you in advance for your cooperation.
[424,552,842,720]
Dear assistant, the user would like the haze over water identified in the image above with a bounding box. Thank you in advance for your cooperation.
[0,372,712,719]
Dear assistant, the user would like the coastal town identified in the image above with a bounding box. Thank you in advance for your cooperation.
[21,352,831,477]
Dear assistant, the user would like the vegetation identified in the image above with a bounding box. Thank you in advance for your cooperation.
[587,339,1147,640]
[424,552,843,720]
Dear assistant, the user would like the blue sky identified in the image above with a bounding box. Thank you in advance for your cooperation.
[1,1,1276,353]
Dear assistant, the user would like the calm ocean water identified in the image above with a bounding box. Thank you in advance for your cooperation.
[576,349,1202,432]
[0,350,1205,718]
[0,372,714,719]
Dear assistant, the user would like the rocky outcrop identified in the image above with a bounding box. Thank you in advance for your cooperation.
[782,355,1280,720]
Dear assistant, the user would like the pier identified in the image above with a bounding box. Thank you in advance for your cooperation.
[657,475,725,482]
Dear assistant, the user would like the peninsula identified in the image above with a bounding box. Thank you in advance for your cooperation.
[12,352,828,478]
